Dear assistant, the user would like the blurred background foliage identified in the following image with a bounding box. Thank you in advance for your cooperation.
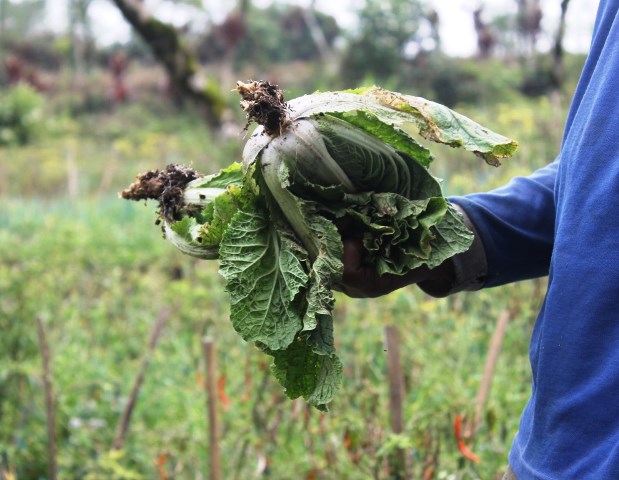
[0,0,590,478]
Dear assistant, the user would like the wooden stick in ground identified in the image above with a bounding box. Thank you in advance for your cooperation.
[465,310,511,440]
[384,325,411,479]
[112,307,170,450]
[202,337,222,480]
[36,316,58,480]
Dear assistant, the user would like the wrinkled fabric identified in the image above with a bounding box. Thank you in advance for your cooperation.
[450,1,619,478]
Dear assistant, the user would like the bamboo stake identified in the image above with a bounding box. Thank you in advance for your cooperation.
[36,316,58,480]
[202,337,222,480]
[384,325,411,479]
[97,152,118,197]
[112,307,170,450]
[465,310,511,439]
[65,149,79,199]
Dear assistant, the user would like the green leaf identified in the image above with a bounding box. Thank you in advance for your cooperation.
[218,204,309,350]
[187,162,244,189]
[198,185,243,248]
[296,201,343,333]
[326,110,433,167]
[268,337,343,409]
[167,215,219,259]
[356,87,519,166]
[284,115,441,202]
[426,204,475,268]
[275,88,517,167]
[228,162,344,408]
[169,215,198,241]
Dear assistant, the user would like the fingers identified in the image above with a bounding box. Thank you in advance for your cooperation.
[338,238,434,298]
[339,238,400,298]
[337,238,368,298]
[341,238,363,279]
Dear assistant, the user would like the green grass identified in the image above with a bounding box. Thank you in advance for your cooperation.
[1,197,542,479]
[0,90,561,479]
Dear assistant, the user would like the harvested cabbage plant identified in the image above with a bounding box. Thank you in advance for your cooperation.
[121,81,518,410]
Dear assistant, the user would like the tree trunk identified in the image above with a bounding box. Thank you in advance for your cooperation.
[238,0,251,15]
[0,0,6,38]
[302,7,333,64]
[68,0,80,73]
[0,0,6,68]
[551,0,571,91]
[111,0,223,127]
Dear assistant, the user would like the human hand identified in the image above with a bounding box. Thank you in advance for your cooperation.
[336,238,455,298]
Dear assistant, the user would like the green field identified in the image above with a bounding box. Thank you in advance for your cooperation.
[1,83,564,479]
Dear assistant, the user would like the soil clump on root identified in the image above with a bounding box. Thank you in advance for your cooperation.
[236,80,289,136]
[120,164,201,222]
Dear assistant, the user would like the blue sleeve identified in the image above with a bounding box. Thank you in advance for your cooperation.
[449,158,558,288]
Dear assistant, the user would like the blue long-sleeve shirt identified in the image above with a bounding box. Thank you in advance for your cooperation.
[451,2,619,478]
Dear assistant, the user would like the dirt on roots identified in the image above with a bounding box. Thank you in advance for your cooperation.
[120,164,201,222]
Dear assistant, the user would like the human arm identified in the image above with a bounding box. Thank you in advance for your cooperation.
[338,158,559,297]
[450,158,557,288]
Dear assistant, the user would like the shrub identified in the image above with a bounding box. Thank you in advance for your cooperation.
[0,84,45,146]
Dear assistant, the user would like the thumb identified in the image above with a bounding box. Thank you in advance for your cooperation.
[341,238,365,277]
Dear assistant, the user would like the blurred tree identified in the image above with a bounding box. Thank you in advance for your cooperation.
[0,0,46,84]
[488,13,518,58]
[473,6,497,59]
[2,34,64,71]
[0,0,5,46]
[200,3,339,69]
[0,0,43,36]
[339,0,436,85]
[519,0,573,97]
[515,0,543,55]
[68,0,95,71]
[0,0,43,64]
[1,0,8,78]
[279,6,338,62]
[551,0,572,90]
[425,8,440,53]
[300,0,335,64]
[215,0,249,88]
[111,0,224,127]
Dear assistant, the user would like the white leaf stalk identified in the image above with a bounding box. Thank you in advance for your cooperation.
[182,185,227,205]
[119,165,237,260]
[164,185,227,259]
[164,224,217,259]
[257,119,359,260]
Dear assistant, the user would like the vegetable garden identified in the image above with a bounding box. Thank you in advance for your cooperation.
[1,60,572,479]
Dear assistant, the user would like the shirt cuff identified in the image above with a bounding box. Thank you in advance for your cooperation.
[418,202,488,297]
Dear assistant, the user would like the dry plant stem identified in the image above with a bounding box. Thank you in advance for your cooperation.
[233,438,251,480]
[248,371,271,477]
[421,430,440,480]
[384,325,412,480]
[97,153,118,197]
[251,367,272,432]
[465,310,511,439]
[202,337,222,480]
[65,150,79,199]
[113,307,170,451]
[36,316,58,480]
